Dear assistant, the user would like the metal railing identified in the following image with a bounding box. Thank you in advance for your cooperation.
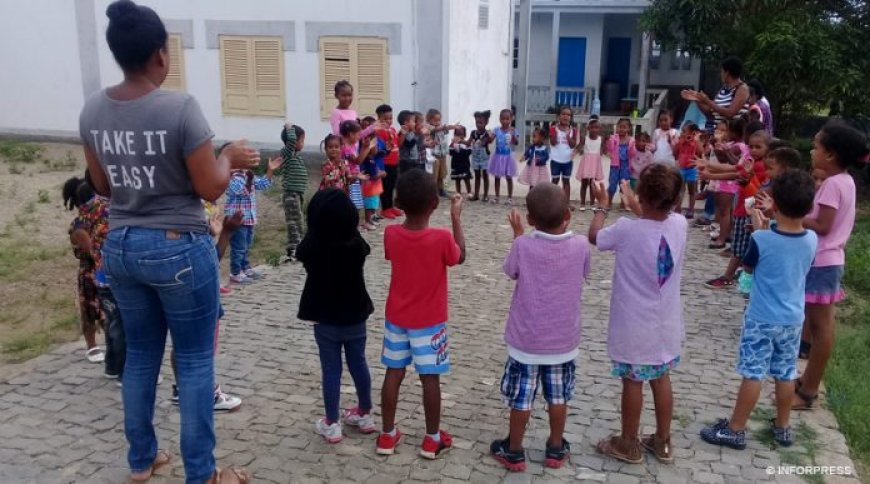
[519,85,595,114]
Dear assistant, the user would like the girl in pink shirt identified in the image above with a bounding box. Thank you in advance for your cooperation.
[792,122,867,410]
[588,164,687,465]
[330,80,378,138]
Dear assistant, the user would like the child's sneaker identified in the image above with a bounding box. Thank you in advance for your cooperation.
[213,385,242,412]
[769,418,794,447]
[376,428,402,455]
[419,430,453,459]
[315,418,343,444]
[219,285,233,295]
[544,439,571,468]
[342,407,376,434]
[490,438,526,472]
[244,268,263,280]
[229,273,252,285]
[700,419,746,450]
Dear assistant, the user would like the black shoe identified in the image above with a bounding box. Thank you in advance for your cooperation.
[171,384,180,405]
[544,439,570,468]
[439,189,449,198]
[700,418,746,450]
[769,418,794,447]
[798,340,811,360]
[490,438,526,472]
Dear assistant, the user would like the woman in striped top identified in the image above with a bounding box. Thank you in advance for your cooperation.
[682,57,750,129]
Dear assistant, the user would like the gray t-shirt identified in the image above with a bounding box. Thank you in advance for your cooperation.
[79,89,214,233]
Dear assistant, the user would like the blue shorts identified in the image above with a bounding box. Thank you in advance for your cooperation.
[363,195,379,210]
[381,321,450,374]
[612,356,680,382]
[550,161,573,179]
[805,265,845,304]
[500,357,575,411]
[736,316,801,381]
[681,167,698,182]
[348,181,364,209]
[608,162,632,196]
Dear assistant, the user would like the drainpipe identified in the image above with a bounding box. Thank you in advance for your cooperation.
[638,32,650,112]
[514,0,532,152]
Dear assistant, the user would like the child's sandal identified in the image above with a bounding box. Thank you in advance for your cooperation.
[792,389,818,411]
[595,435,643,464]
[640,434,674,464]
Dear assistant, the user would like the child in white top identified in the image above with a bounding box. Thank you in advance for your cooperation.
[652,111,679,166]
[575,117,603,211]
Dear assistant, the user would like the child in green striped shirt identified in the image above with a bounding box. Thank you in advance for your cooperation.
[281,122,307,260]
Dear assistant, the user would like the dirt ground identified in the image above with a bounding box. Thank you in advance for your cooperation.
[0,140,288,364]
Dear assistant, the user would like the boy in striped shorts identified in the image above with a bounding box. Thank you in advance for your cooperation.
[376,170,466,459]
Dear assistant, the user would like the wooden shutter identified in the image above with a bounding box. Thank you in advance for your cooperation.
[319,37,389,120]
[355,39,389,118]
[220,36,253,115]
[320,38,352,119]
[163,33,185,91]
[253,38,285,116]
[220,35,285,117]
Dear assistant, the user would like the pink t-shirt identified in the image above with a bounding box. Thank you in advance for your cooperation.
[330,108,358,135]
[807,172,856,267]
[503,231,591,357]
[596,214,687,365]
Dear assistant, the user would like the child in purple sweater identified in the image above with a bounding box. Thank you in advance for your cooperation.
[490,183,591,472]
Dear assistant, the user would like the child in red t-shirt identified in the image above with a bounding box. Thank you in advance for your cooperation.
[376,170,467,459]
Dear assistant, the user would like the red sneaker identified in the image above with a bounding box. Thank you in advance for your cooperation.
[376,428,402,455]
[392,208,404,217]
[420,430,453,459]
[382,209,397,220]
[219,286,233,295]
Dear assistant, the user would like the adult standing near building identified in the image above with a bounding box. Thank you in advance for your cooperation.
[747,79,775,136]
[681,56,750,129]
[79,1,256,482]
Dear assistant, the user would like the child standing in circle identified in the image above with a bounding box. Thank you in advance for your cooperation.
[377,170,466,459]
[297,188,376,444]
[490,184,591,472]
[469,110,493,201]
[518,128,550,189]
[550,106,578,202]
[652,111,678,166]
[605,118,637,210]
[489,109,519,205]
[791,122,866,411]
[589,165,687,465]
[630,132,654,191]
[675,122,702,218]
[449,126,473,197]
[340,120,375,225]
[320,134,351,192]
[575,117,604,211]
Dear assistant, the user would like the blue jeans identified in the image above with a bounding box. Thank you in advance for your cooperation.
[608,161,632,196]
[102,227,219,483]
[704,193,715,220]
[98,286,125,379]
[229,225,254,276]
[313,322,372,423]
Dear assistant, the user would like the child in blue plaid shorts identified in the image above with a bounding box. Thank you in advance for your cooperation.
[490,184,592,472]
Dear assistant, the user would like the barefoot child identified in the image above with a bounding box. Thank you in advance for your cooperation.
[377,170,466,458]
[297,188,376,443]
[575,116,604,211]
[700,169,818,449]
[589,165,687,464]
[518,127,550,189]
[489,109,519,205]
[490,184,591,472]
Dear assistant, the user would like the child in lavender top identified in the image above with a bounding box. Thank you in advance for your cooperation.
[589,164,687,465]
[490,184,591,472]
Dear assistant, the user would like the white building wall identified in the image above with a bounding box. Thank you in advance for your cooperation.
[648,52,701,88]
[445,0,512,132]
[526,12,552,87]
[0,1,84,134]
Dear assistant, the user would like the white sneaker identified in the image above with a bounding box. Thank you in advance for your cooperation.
[710,230,720,241]
[315,418,343,443]
[244,268,263,280]
[343,407,377,434]
[85,347,105,363]
[214,385,242,412]
[229,273,252,285]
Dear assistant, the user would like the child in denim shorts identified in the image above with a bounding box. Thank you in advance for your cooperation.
[490,184,591,472]
[701,169,818,450]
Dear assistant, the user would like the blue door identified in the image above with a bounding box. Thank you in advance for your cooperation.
[606,37,632,98]
[556,37,586,106]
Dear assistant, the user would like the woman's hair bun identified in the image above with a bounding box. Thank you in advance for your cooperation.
[106,0,139,28]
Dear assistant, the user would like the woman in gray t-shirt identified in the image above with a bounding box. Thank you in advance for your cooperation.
[80,1,256,482]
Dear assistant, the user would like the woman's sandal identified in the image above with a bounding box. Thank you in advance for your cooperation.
[130,449,172,482]
[640,434,674,464]
[792,388,818,411]
[595,435,643,464]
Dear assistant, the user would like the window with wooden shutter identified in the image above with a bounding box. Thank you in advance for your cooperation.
[319,36,389,120]
[163,33,185,91]
[219,35,285,117]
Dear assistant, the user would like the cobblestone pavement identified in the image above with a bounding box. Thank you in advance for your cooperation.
[0,194,861,483]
